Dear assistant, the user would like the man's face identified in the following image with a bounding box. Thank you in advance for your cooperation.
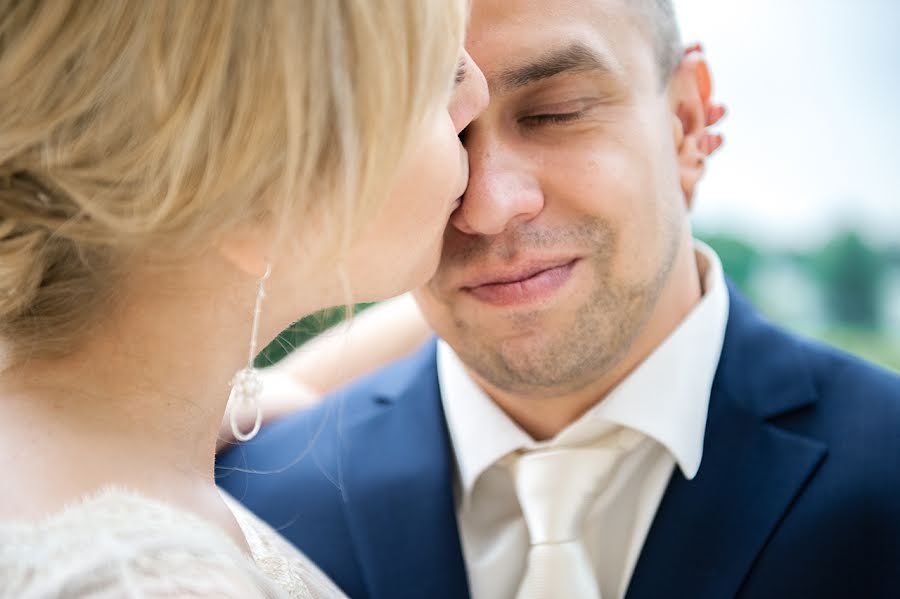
[415,0,691,399]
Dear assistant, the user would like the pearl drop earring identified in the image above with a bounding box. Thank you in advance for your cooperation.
[228,264,272,442]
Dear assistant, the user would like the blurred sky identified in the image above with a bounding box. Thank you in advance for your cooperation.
[677,0,900,249]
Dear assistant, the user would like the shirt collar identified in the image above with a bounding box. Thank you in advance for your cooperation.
[438,341,531,505]
[438,241,730,504]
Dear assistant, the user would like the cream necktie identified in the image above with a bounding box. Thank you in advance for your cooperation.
[507,438,633,599]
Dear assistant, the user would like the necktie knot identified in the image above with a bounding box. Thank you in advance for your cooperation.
[504,428,644,599]
[510,446,622,546]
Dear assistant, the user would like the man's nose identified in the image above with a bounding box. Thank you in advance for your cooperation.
[451,140,544,236]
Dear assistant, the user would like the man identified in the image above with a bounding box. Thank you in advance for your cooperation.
[217,1,900,597]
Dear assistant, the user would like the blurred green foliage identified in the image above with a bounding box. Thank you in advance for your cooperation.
[699,230,900,373]
[254,304,374,368]
[817,327,900,371]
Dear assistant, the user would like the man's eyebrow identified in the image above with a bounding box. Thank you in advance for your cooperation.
[494,43,617,94]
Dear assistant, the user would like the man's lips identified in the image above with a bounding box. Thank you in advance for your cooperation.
[460,258,580,306]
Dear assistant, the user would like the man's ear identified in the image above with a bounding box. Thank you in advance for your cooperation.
[668,51,713,209]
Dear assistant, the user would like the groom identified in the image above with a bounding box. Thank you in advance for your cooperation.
[217,1,900,597]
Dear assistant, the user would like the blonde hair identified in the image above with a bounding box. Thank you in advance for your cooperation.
[0,0,466,362]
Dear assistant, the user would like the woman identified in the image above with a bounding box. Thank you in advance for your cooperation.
[0,1,486,596]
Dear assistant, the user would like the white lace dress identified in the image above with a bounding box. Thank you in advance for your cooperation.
[0,487,347,599]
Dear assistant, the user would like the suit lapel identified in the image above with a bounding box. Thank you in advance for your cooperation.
[626,286,827,599]
[338,340,470,599]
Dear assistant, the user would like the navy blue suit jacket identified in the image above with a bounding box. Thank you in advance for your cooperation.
[217,286,900,598]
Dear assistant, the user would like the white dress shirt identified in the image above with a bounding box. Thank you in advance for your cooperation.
[438,242,730,599]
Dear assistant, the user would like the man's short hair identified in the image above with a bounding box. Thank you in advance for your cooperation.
[631,0,683,85]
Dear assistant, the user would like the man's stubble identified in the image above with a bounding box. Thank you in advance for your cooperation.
[446,210,683,401]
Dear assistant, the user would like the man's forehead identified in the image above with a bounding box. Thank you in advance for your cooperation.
[466,0,641,89]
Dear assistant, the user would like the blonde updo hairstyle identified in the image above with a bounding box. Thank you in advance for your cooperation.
[0,0,467,363]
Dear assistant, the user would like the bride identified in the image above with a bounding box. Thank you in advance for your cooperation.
[0,0,486,596]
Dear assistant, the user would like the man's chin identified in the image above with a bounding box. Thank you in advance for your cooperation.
[465,335,600,400]
[482,326,566,371]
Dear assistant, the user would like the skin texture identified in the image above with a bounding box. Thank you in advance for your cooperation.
[414,0,715,439]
